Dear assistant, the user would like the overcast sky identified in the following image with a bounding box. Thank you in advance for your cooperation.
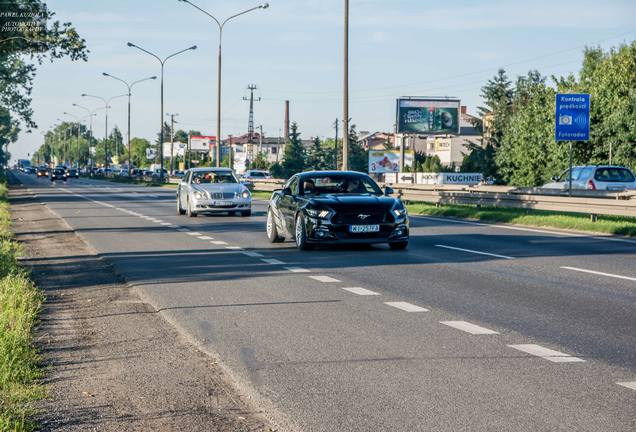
[12,0,636,161]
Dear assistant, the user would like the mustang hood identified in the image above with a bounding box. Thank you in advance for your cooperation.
[309,194,396,211]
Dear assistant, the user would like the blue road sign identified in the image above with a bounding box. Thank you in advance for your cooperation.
[555,93,590,141]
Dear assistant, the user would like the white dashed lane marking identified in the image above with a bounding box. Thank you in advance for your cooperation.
[384,301,429,312]
[198,236,214,240]
[309,275,341,283]
[284,267,310,273]
[211,241,228,245]
[435,244,515,260]
[441,321,499,335]
[241,251,264,258]
[560,266,636,283]
[261,258,286,265]
[187,232,202,236]
[508,344,585,363]
[342,287,380,296]
[616,381,636,391]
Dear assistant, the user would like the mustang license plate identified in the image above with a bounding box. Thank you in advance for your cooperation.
[349,224,380,233]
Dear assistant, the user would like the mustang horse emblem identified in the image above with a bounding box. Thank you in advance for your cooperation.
[358,214,371,220]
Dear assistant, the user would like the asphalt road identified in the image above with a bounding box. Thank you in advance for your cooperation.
[14,172,636,431]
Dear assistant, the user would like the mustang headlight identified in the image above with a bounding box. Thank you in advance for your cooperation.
[241,190,250,199]
[392,203,407,219]
[306,209,332,219]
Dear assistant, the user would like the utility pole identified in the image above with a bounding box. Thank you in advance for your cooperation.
[342,0,350,171]
[258,125,264,156]
[333,118,339,170]
[284,100,290,142]
[167,113,179,175]
[243,84,261,161]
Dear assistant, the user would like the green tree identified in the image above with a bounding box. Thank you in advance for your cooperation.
[282,122,305,178]
[0,1,88,131]
[130,137,151,168]
[347,124,368,172]
[306,137,328,170]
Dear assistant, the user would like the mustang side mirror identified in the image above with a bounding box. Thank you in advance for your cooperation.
[281,187,292,196]
[384,186,394,196]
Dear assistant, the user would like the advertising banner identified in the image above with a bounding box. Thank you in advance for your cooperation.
[368,150,414,173]
[396,98,460,135]
[189,135,217,152]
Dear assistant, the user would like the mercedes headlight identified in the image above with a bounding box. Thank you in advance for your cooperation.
[306,209,332,219]
[241,190,250,199]
[193,191,205,200]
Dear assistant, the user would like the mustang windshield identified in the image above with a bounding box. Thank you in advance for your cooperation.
[300,175,382,196]
[192,171,237,184]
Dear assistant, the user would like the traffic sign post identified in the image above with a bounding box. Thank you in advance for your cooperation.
[555,93,590,196]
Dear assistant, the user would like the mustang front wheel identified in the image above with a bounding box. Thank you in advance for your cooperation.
[294,213,310,250]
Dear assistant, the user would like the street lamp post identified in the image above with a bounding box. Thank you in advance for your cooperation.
[342,0,349,171]
[177,0,269,167]
[81,93,127,168]
[102,73,157,176]
[127,42,196,180]
[73,103,104,169]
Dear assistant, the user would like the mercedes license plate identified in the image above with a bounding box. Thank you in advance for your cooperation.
[349,224,380,233]
[215,201,232,207]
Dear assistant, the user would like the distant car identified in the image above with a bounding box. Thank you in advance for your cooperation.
[67,168,79,179]
[152,169,169,178]
[266,171,409,250]
[36,167,49,178]
[50,168,67,182]
[103,168,113,176]
[173,170,185,179]
[142,169,153,177]
[242,170,272,181]
[176,168,252,217]
[542,165,636,191]
[131,168,144,177]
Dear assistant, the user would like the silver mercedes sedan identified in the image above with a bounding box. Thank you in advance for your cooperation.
[176,168,252,217]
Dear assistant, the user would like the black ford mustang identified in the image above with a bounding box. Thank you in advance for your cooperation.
[267,171,409,250]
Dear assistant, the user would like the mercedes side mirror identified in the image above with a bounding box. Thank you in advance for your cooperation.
[551,176,558,182]
[384,186,394,196]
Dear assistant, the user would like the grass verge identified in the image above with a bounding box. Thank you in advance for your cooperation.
[407,202,636,237]
[0,177,45,432]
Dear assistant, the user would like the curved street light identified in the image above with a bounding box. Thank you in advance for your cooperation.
[103,73,157,176]
[126,42,197,179]
[177,0,269,167]
[81,93,127,168]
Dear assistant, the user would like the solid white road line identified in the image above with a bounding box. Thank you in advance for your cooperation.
[284,267,311,273]
[440,321,499,335]
[309,275,341,283]
[261,258,286,265]
[560,266,636,283]
[342,287,380,296]
[225,246,244,250]
[384,301,429,312]
[198,236,214,240]
[616,381,636,391]
[211,241,228,245]
[241,251,264,258]
[435,244,515,260]
[187,232,202,236]
[508,344,585,363]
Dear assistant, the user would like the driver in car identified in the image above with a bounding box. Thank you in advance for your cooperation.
[345,178,365,193]
[303,179,316,195]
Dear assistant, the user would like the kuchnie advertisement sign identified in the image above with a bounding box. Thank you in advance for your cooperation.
[396,98,460,135]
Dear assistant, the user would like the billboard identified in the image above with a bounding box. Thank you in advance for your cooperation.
[189,135,217,152]
[396,98,460,135]
[368,150,414,174]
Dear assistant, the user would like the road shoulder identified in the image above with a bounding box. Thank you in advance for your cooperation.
[9,184,275,431]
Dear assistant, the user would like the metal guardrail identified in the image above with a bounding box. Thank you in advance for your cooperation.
[389,184,636,218]
[248,180,636,218]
